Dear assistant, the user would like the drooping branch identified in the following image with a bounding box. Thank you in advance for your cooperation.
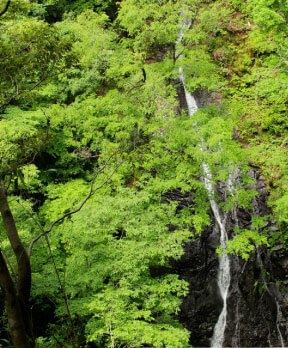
[0,0,11,18]
[28,152,123,258]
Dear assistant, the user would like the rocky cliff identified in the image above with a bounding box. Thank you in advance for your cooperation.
[174,169,288,347]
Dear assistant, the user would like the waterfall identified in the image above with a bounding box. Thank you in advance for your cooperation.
[177,21,231,347]
[208,169,230,348]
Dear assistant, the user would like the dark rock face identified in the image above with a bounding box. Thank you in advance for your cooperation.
[175,83,189,115]
[173,170,288,347]
[174,82,287,347]
[173,224,220,347]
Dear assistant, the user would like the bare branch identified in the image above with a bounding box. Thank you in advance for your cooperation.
[28,152,123,258]
[0,0,10,18]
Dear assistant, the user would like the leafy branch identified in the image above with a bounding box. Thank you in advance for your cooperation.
[0,62,56,109]
[28,151,124,258]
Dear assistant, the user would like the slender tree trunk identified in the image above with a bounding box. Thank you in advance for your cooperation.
[0,251,31,348]
[0,184,33,347]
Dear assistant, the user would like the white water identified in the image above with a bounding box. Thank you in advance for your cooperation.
[177,21,231,347]
[178,17,287,347]
[208,192,231,348]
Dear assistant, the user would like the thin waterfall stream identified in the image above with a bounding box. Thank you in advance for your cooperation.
[176,12,287,348]
[177,18,232,347]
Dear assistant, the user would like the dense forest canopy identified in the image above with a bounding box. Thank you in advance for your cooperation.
[0,0,287,347]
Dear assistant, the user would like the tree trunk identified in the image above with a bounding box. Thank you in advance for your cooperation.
[0,251,31,348]
[0,184,33,347]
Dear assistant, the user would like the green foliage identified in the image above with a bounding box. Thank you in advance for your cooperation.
[40,185,191,347]
[0,17,72,108]
[39,0,117,17]
[53,11,117,101]
[220,216,269,260]
[117,0,191,55]
[0,107,46,178]
[179,48,225,91]
[1,0,288,345]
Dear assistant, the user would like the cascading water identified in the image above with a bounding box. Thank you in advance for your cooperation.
[177,19,231,348]
[208,172,231,348]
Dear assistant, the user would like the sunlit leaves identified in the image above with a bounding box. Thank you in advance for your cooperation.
[0,17,72,107]
[0,107,47,178]
[43,187,191,346]
[219,216,269,260]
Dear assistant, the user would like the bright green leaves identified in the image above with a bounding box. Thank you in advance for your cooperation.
[184,0,232,48]
[179,48,224,91]
[87,277,190,347]
[1,0,287,345]
[247,0,288,33]
[118,0,191,55]
[219,216,269,260]
[18,164,43,194]
[0,107,47,178]
[0,17,72,108]
[41,179,88,223]
[191,106,249,185]
[221,228,268,260]
[245,0,288,55]
[55,11,117,101]
[42,187,191,347]
[273,193,288,224]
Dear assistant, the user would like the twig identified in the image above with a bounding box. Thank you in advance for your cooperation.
[45,235,79,348]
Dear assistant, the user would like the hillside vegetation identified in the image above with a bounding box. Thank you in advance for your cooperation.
[0,0,287,346]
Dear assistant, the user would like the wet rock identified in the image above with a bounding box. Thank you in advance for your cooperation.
[173,167,288,347]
